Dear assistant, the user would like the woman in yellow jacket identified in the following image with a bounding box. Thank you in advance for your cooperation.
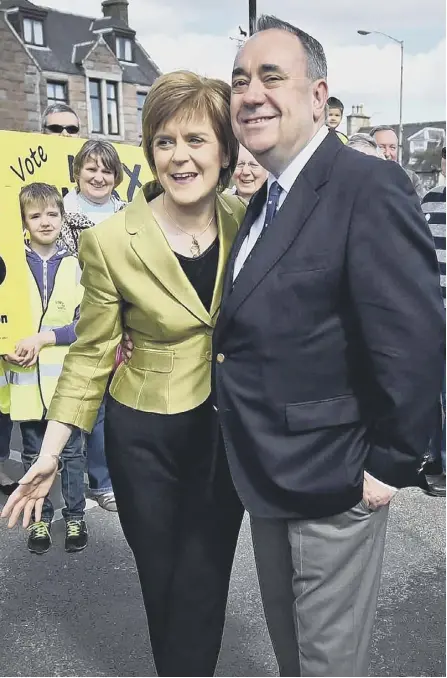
[3,72,247,677]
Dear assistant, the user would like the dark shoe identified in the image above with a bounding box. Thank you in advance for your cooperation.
[95,491,117,512]
[425,474,446,497]
[27,520,52,555]
[0,482,19,496]
[65,519,88,553]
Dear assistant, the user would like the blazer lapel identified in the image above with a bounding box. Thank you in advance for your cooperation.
[126,187,211,326]
[209,193,241,319]
[220,184,267,305]
[216,131,342,336]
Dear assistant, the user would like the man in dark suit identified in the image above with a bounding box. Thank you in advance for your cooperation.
[212,15,445,677]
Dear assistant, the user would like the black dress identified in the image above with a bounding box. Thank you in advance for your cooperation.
[104,237,243,677]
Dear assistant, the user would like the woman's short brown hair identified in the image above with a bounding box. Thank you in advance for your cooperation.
[73,139,123,189]
[142,70,239,192]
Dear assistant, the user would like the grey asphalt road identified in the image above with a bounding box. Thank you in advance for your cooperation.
[0,427,445,677]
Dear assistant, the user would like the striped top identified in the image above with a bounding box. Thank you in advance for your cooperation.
[421,184,446,306]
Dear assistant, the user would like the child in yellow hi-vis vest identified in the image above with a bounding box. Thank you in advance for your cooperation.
[4,183,87,555]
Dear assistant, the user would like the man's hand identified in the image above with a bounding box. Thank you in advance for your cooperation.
[121,332,134,363]
[363,471,397,510]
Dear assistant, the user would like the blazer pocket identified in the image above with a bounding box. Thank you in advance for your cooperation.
[286,394,360,432]
[130,346,174,373]
[278,253,330,274]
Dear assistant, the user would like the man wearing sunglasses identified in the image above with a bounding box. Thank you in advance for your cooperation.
[41,103,80,137]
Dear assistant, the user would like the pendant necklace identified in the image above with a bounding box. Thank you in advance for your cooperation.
[163,195,214,257]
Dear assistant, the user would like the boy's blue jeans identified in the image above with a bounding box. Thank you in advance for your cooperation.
[0,412,13,462]
[20,420,86,521]
[85,397,113,495]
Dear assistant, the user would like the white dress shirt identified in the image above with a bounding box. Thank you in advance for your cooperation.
[232,125,397,496]
[233,125,329,280]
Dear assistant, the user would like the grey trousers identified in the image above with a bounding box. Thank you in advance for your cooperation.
[251,500,389,677]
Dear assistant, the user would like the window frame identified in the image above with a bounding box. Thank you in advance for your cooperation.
[89,78,103,134]
[46,80,68,106]
[87,75,123,138]
[23,17,45,46]
[116,36,133,63]
[106,81,120,136]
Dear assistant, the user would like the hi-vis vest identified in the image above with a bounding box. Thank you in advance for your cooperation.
[7,256,82,421]
[0,358,10,415]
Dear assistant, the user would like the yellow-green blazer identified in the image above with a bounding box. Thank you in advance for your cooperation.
[48,184,246,433]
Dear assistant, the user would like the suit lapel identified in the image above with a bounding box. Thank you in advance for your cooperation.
[209,193,241,319]
[220,184,267,305]
[216,132,342,336]
[126,187,211,325]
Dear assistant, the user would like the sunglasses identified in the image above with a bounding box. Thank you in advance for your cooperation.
[44,124,79,134]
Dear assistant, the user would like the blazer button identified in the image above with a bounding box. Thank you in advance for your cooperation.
[216,353,225,364]
[205,327,214,336]
[205,350,212,361]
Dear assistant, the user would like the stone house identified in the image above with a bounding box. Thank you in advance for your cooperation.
[0,0,161,144]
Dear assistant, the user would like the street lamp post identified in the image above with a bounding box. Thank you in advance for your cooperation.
[249,0,257,36]
[358,29,404,165]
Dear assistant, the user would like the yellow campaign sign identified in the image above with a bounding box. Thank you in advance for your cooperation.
[0,130,151,353]
[0,186,34,353]
[0,130,151,201]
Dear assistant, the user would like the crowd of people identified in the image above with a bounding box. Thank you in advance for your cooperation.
[0,13,445,678]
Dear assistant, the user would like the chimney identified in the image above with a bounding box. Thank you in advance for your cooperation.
[346,103,371,136]
[102,0,129,25]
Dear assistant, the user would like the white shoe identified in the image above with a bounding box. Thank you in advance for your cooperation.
[96,491,118,512]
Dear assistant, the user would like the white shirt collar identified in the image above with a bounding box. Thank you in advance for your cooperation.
[267,125,329,196]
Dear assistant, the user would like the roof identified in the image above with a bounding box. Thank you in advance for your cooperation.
[1,1,160,84]
[72,41,95,65]
[0,0,39,10]
[91,16,134,34]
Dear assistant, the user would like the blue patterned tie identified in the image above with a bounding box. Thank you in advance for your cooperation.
[263,181,282,232]
[232,180,283,283]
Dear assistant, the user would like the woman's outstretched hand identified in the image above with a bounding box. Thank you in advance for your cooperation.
[1,456,59,528]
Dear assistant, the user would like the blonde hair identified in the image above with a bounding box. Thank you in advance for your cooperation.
[73,139,123,189]
[142,70,239,191]
[19,182,64,225]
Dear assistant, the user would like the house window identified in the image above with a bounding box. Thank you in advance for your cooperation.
[89,79,103,133]
[106,82,119,135]
[116,36,133,62]
[137,91,146,137]
[23,18,44,46]
[47,81,67,105]
[89,79,121,136]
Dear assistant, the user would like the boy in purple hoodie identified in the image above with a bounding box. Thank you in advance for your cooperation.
[4,183,87,554]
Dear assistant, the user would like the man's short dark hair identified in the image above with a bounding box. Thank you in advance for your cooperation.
[327,97,344,114]
[255,15,327,81]
[41,102,80,132]
[369,125,397,138]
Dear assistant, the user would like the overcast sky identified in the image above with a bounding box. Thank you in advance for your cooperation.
[41,0,446,131]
